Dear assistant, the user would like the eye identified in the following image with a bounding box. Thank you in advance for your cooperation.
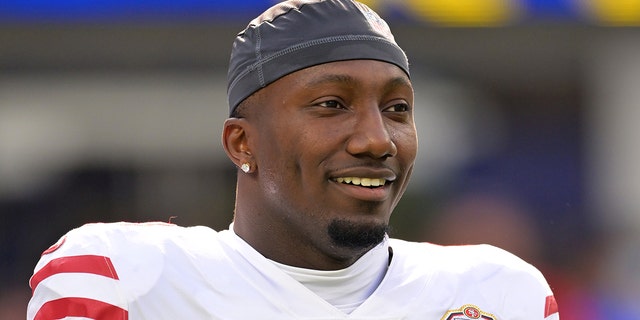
[383,102,410,112]
[316,100,345,109]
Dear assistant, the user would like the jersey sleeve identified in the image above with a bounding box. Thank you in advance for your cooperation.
[513,262,559,320]
[486,245,560,320]
[27,224,130,320]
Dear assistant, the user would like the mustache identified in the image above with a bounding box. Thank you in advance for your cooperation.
[330,161,397,172]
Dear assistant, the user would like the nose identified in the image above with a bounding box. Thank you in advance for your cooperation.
[345,108,397,159]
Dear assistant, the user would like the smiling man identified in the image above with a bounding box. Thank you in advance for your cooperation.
[225,59,416,270]
[28,1,559,319]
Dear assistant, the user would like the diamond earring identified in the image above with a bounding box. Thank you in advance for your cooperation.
[241,163,250,173]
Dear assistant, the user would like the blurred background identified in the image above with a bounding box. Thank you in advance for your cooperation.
[1,0,640,318]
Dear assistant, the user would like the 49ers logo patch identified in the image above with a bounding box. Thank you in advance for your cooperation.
[440,304,496,320]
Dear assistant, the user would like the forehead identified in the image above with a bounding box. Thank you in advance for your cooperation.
[273,59,412,92]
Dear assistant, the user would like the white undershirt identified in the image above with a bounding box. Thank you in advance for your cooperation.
[268,238,390,314]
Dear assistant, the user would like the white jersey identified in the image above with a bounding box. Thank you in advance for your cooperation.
[28,222,559,320]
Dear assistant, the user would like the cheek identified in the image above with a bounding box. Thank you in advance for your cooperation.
[395,126,418,163]
[257,129,308,181]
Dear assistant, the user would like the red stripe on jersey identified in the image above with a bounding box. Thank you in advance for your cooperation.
[30,255,119,292]
[41,236,66,255]
[35,297,128,320]
[544,295,559,317]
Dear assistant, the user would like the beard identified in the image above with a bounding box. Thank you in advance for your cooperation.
[327,219,389,250]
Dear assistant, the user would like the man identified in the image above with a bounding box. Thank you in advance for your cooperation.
[27,0,559,319]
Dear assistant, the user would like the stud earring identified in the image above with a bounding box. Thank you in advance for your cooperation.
[241,163,251,173]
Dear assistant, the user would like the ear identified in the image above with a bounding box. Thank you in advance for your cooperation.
[222,118,254,169]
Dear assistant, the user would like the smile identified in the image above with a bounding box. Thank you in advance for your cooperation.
[333,177,387,187]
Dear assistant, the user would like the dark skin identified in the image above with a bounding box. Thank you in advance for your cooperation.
[222,59,417,270]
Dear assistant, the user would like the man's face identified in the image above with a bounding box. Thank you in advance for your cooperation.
[244,59,417,263]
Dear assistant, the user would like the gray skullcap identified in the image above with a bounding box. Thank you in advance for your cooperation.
[227,0,410,115]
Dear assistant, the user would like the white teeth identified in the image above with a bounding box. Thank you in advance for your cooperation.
[335,177,386,187]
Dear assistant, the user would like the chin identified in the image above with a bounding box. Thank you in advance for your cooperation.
[327,218,388,250]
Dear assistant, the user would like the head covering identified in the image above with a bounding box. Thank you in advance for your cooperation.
[226,0,409,115]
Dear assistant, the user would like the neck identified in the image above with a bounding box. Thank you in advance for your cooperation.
[268,239,390,313]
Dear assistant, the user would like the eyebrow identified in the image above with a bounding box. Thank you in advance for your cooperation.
[303,73,411,91]
[303,74,357,89]
[385,76,412,91]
